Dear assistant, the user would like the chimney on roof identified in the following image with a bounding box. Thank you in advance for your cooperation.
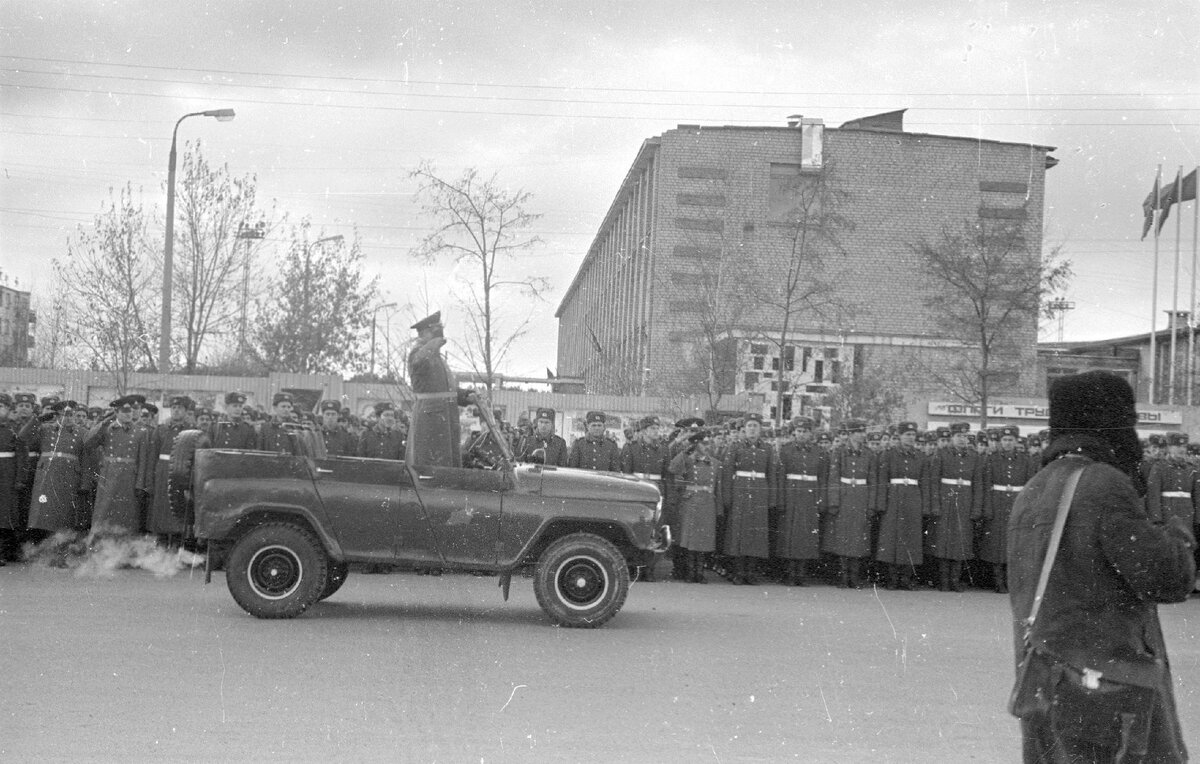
[787,114,803,128]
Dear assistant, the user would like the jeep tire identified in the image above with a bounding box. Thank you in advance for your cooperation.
[226,522,328,619]
[319,560,350,600]
[533,533,629,628]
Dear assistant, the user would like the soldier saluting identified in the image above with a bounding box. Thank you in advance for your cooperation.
[84,395,146,537]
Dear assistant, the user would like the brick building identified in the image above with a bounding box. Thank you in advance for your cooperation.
[0,282,34,366]
[555,110,1056,420]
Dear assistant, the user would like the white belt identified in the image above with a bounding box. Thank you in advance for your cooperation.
[0,451,14,458]
[1161,491,1191,498]
[736,470,766,479]
[787,473,818,481]
[159,454,171,461]
[840,477,867,486]
[941,478,971,486]
[633,472,661,480]
[890,478,918,486]
[992,484,1023,493]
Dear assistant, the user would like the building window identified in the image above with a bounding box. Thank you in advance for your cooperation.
[750,343,767,355]
[744,372,759,389]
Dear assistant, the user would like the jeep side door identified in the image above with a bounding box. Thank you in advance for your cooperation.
[409,465,504,567]
[311,456,440,566]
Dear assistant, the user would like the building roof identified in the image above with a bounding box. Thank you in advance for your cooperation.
[555,137,660,317]
[555,111,1057,318]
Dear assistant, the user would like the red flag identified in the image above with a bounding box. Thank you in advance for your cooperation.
[1142,175,1160,240]
[1156,168,1197,234]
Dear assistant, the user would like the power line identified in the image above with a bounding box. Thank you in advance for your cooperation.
[5,54,1196,98]
[6,65,1198,112]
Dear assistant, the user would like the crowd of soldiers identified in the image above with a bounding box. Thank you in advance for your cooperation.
[0,390,410,564]
[548,410,1200,594]
[3,389,1198,596]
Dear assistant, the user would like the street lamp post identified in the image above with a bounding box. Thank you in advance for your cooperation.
[371,302,399,378]
[159,108,235,374]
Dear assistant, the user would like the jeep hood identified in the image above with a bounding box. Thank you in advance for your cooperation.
[514,465,660,504]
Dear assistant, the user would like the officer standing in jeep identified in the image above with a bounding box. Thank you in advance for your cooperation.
[407,312,477,468]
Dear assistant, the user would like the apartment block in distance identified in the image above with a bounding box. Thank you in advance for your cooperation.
[555,110,1056,420]
[0,280,34,366]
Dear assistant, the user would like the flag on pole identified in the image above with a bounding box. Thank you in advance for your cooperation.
[1142,174,1161,240]
[1156,168,1197,235]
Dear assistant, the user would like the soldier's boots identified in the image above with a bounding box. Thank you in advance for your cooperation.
[993,564,1008,594]
[950,561,966,592]
[690,552,708,584]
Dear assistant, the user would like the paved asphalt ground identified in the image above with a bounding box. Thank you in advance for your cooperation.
[3,559,1198,763]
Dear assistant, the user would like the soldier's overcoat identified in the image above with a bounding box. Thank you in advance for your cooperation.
[775,440,826,561]
[875,444,926,566]
[720,438,776,558]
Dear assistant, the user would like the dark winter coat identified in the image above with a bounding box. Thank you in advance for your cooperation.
[776,440,826,560]
[0,419,20,530]
[146,421,190,535]
[20,419,86,532]
[669,449,720,553]
[1009,434,1195,762]
[517,433,569,467]
[85,419,145,533]
[568,436,621,472]
[1145,458,1199,528]
[925,446,982,560]
[209,418,257,450]
[357,426,405,460]
[823,445,876,558]
[875,444,925,567]
[720,438,776,558]
[979,448,1034,565]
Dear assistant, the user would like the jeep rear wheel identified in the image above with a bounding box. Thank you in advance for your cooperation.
[226,523,328,619]
[533,533,629,628]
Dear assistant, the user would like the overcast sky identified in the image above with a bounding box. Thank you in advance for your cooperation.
[2,1,1197,378]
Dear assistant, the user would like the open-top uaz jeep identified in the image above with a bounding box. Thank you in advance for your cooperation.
[179,410,668,628]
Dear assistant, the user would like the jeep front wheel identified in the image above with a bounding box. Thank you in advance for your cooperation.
[319,561,349,601]
[533,533,630,628]
[226,523,328,619]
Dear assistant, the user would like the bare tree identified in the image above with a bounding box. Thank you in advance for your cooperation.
[823,357,909,427]
[912,220,1071,425]
[253,222,378,374]
[54,183,160,390]
[409,162,547,391]
[172,140,280,372]
[758,163,853,426]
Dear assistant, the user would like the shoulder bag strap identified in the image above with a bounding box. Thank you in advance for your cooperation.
[1025,462,1085,633]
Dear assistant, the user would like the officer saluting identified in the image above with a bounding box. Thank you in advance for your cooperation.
[568,410,620,471]
[84,395,146,536]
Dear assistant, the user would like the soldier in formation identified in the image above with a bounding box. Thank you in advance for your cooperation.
[568,410,621,471]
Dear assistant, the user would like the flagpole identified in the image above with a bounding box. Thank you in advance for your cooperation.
[1170,167,1182,404]
[1191,165,1199,406]
[1150,165,1161,404]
